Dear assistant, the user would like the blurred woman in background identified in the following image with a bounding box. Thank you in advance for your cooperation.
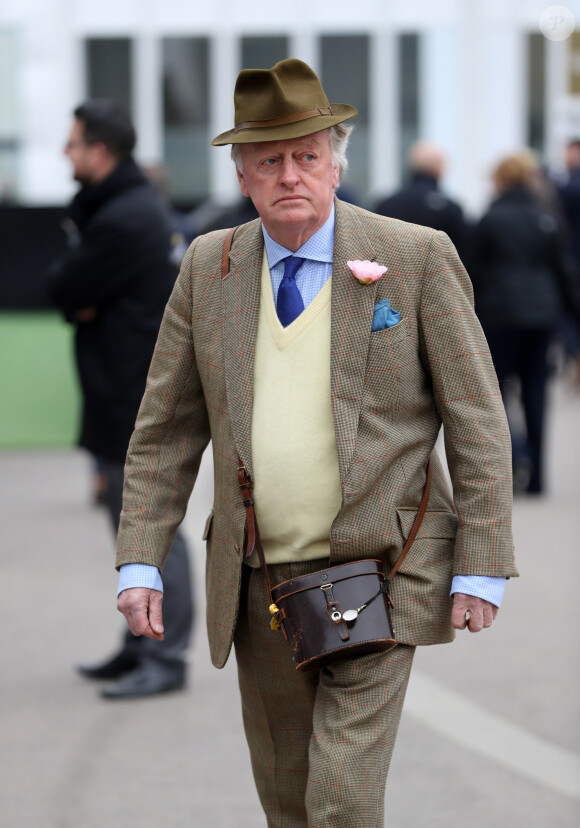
[472,152,580,494]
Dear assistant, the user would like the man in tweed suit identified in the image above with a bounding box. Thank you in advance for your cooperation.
[116,60,517,826]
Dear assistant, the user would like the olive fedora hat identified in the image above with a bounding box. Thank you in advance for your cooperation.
[211,58,357,146]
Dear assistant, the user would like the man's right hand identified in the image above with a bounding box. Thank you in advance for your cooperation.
[117,588,164,641]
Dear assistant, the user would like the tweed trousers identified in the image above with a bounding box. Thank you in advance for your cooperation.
[234,560,415,828]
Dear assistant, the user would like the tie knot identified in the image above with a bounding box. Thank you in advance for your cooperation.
[283,256,305,281]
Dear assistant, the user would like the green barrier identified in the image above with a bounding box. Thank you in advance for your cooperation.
[0,312,79,447]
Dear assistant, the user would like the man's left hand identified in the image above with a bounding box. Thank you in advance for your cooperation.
[451,593,498,632]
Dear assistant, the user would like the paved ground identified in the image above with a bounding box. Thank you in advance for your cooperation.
[1,379,579,827]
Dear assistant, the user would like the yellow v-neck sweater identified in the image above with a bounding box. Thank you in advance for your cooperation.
[247,251,342,567]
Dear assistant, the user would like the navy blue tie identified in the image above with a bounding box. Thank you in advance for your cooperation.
[277,256,305,327]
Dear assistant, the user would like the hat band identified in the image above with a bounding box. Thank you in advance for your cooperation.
[234,106,333,134]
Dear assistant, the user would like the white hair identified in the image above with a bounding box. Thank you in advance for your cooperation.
[230,123,354,180]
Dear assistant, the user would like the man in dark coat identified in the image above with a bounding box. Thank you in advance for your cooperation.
[375,140,469,264]
[49,101,193,698]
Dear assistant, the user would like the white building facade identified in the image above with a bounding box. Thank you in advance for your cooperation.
[1,0,580,215]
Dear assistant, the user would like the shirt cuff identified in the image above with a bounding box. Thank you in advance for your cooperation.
[117,563,164,597]
[450,575,505,607]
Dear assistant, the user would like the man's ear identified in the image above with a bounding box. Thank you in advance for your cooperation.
[236,166,250,197]
[91,142,116,180]
[331,165,340,191]
[91,142,110,166]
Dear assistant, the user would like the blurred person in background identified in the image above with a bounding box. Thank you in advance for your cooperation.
[192,193,259,235]
[91,455,109,506]
[557,139,580,261]
[374,139,469,264]
[143,162,196,266]
[472,152,580,495]
[522,148,564,217]
[554,139,580,383]
[48,101,194,698]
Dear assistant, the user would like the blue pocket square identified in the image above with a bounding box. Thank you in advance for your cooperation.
[371,299,401,332]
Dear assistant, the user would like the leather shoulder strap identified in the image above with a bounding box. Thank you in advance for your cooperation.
[221,226,238,278]
[386,458,432,580]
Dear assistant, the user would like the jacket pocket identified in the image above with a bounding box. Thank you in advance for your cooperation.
[396,508,458,541]
[365,319,415,411]
[367,316,412,361]
[394,508,457,580]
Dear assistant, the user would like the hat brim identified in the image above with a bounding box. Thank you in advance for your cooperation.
[211,104,358,146]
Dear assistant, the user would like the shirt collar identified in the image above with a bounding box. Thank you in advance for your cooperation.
[262,203,335,268]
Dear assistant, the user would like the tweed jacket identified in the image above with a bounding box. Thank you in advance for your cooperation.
[116,198,517,668]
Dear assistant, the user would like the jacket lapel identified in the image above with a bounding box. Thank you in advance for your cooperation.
[221,218,263,478]
[331,200,379,484]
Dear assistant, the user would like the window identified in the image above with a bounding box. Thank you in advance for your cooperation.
[399,34,420,178]
[568,31,580,95]
[0,30,19,201]
[241,36,288,70]
[320,34,369,199]
[163,37,210,203]
[527,32,545,153]
[86,38,132,113]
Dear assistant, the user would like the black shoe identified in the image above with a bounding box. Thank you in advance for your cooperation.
[100,662,186,700]
[77,651,139,681]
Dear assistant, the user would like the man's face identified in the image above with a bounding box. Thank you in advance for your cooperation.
[236,130,339,247]
[64,119,101,185]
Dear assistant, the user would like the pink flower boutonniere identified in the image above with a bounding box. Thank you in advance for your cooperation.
[347,260,388,285]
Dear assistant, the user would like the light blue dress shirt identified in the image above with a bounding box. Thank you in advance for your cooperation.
[119,205,505,608]
[262,204,334,305]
